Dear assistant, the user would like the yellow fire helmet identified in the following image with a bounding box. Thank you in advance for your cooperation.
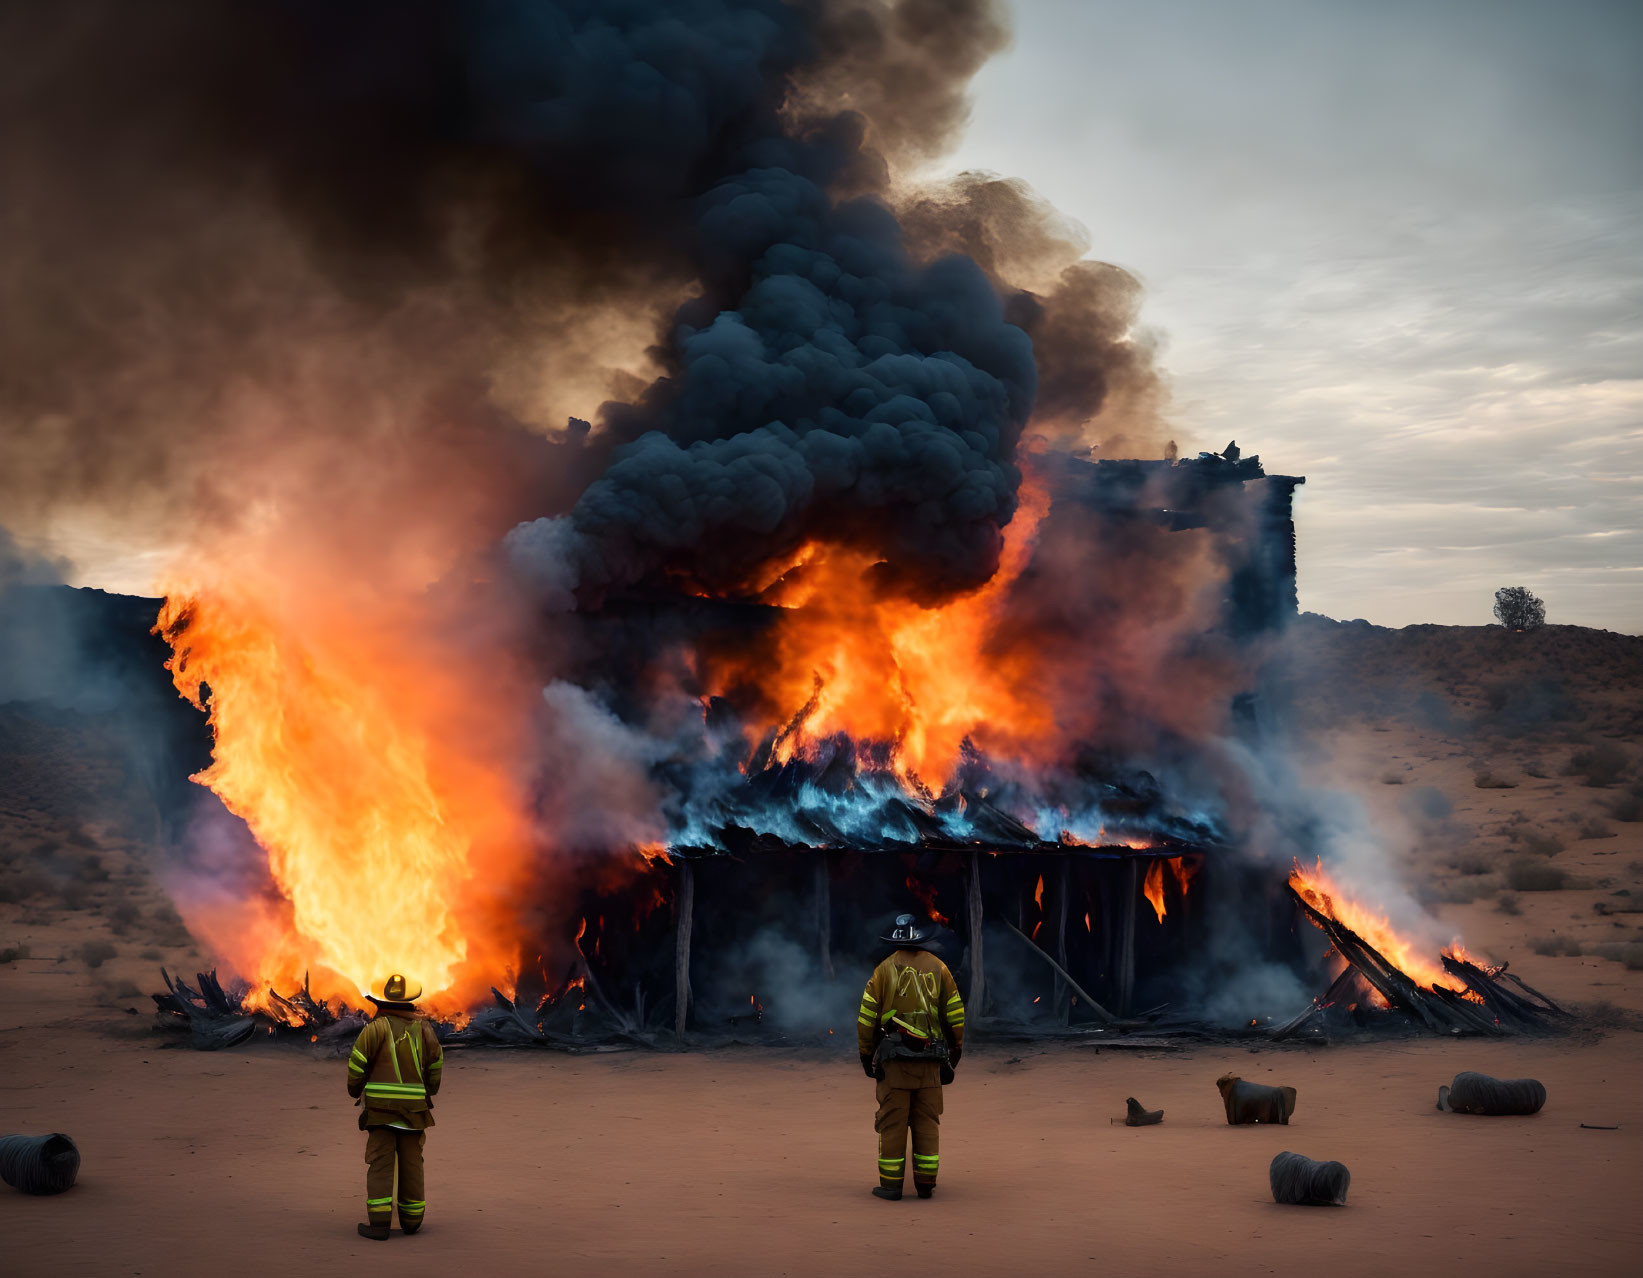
[367,973,423,1007]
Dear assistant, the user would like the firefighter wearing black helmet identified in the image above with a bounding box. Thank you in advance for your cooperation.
[856,913,965,1200]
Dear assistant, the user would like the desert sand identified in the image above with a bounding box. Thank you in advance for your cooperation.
[4,618,1642,1276]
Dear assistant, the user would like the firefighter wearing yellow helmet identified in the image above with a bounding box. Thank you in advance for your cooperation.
[347,973,444,1240]
[857,914,965,1200]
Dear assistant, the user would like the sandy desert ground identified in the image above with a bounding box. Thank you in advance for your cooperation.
[3,617,1642,1276]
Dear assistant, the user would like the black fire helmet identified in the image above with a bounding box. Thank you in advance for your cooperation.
[879,913,938,950]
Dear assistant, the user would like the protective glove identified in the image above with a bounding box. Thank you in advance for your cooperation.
[948,1044,962,1069]
[861,1053,877,1078]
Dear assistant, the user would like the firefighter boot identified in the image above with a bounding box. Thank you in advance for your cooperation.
[871,1185,903,1201]
[357,1223,391,1241]
[916,1184,935,1199]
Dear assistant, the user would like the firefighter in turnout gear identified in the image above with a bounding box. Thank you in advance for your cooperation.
[347,973,443,1240]
[857,914,965,1200]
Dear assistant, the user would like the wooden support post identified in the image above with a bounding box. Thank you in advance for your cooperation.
[1056,856,1071,1025]
[814,852,834,982]
[967,849,986,1020]
[1117,857,1139,1017]
[675,859,695,1041]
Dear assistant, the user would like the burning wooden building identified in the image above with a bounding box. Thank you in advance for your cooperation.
[149,443,1560,1048]
[472,444,1316,1042]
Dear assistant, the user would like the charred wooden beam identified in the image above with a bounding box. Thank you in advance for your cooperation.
[814,852,834,982]
[1440,953,1566,1028]
[1055,858,1071,1026]
[1286,886,1519,1036]
[1270,965,1360,1039]
[967,849,985,1018]
[152,969,257,1050]
[1117,858,1139,1016]
[265,970,336,1030]
[1003,919,1115,1023]
[675,859,695,1041]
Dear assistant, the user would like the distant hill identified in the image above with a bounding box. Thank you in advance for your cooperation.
[1277,613,1643,743]
[0,586,210,835]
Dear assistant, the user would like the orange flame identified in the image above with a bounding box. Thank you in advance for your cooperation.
[1033,874,1044,909]
[156,585,528,1009]
[1143,860,1167,923]
[1061,828,1156,851]
[1289,859,1468,995]
[904,876,951,928]
[700,475,1053,788]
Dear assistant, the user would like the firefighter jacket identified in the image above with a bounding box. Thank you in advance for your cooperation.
[347,1011,443,1131]
[857,948,965,1064]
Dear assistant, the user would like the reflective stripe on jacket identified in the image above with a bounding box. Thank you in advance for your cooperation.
[347,1012,443,1128]
[857,948,965,1060]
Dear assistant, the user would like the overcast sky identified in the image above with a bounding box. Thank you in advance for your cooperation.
[946,0,1642,631]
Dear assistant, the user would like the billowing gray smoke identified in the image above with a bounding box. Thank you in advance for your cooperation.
[2,1,1135,607]
[539,185,1036,600]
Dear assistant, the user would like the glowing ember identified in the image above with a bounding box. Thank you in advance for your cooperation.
[1289,859,1468,995]
[1033,874,1044,909]
[1061,828,1156,851]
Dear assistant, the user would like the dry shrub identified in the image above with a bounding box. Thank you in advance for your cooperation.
[1451,853,1493,877]
[139,948,163,961]
[0,870,52,903]
[1496,893,1522,916]
[1380,773,1405,785]
[0,943,30,964]
[108,901,142,933]
[1564,743,1630,788]
[1589,941,1643,971]
[1505,860,1568,892]
[78,939,117,969]
[1528,935,1582,957]
[1610,791,1643,823]
[56,882,90,911]
[147,902,193,947]
[1474,771,1516,789]
[1521,830,1564,857]
[1427,879,1489,905]
[1578,819,1615,840]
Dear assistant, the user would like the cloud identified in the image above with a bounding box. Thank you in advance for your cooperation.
[946,0,1643,630]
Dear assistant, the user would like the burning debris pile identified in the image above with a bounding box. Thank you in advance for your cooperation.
[1278,863,1567,1039]
[154,968,365,1052]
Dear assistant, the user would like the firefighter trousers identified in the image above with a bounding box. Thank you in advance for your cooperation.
[364,1127,426,1232]
[874,1079,942,1189]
